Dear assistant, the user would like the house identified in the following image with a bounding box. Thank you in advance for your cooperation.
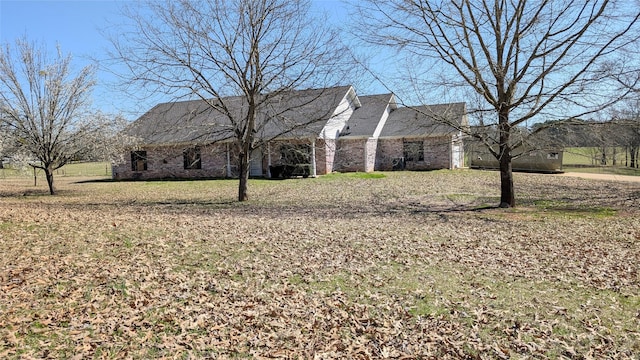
[112,86,468,180]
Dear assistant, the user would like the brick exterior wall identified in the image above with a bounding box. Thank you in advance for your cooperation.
[334,138,367,172]
[375,136,453,171]
[375,138,403,170]
[419,136,452,170]
[112,143,234,180]
[333,138,378,173]
[113,135,458,180]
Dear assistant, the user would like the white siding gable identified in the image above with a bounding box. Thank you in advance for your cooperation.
[319,87,360,140]
[372,105,391,139]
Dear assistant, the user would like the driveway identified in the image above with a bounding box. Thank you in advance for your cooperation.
[556,172,640,183]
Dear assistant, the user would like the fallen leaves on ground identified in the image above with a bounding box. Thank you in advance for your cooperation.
[0,171,638,358]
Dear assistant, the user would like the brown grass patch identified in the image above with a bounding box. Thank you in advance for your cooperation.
[1,170,638,358]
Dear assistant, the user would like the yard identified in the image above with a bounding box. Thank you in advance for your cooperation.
[562,148,640,176]
[0,171,638,359]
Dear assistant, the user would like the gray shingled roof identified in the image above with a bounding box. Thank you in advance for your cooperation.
[339,94,395,137]
[259,86,352,139]
[125,98,239,145]
[380,102,467,138]
[125,86,352,145]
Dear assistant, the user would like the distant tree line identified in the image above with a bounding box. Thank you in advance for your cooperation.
[532,118,640,168]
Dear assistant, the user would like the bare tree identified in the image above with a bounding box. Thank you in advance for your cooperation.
[608,43,640,168]
[354,0,640,207]
[611,100,640,168]
[0,38,114,195]
[109,0,349,201]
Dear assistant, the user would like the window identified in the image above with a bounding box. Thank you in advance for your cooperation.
[547,152,559,160]
[131,151,147,171]
[403,141,424,162]
[183,147,202,169]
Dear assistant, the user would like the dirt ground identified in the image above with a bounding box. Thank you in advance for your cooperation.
[557,172,640,182]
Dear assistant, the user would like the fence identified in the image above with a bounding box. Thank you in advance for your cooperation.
[0,162,112,179]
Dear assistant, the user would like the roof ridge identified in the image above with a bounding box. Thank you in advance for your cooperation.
[152,85,353,107]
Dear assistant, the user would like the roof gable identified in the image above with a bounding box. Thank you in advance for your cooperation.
[339,93,395,138]
[379,102,467,138]
[264,86,353,139]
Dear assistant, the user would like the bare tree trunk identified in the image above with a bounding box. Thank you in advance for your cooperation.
[499,155,514,208]
[626,147,629,167]
[44,167,55,195]
[498,119,514,208]
[237,101,257,202]
[237,150,250,201]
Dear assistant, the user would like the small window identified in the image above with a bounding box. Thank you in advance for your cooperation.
[131,151,147,171]
[403,141,424,162]
[547,152,559,160]
[183,147,202,169]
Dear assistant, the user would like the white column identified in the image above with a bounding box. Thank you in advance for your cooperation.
[364,139,369,172]
[267,142,272,178]
[311,139,317,177]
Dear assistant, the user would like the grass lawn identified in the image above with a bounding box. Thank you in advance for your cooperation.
[0,161,112,179]
[563,147,604,166]
[0,170,638,358]
[563,147,639,176]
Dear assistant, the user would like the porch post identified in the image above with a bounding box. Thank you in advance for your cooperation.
[450,137,454,169]
[267,142,272,178]
[311,139,317,177]
[364,139,369,172]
